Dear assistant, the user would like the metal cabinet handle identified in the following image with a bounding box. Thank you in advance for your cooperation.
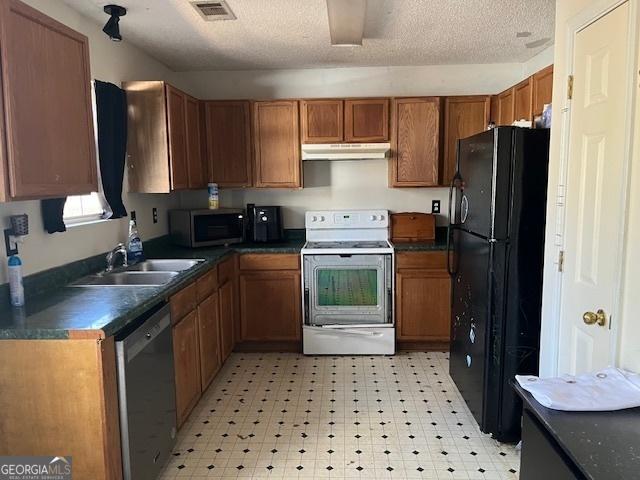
[583,309,606,326]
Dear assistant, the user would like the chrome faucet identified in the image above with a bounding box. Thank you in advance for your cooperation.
[106,243,128,272]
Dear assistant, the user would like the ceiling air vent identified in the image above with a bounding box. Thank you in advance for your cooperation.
[191,1,236,21]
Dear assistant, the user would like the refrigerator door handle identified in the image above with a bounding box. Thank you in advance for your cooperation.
[447,173,462,276]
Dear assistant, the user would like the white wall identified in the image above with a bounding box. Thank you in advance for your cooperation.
[539,0,640,375]
[175,60,549,227]
[0,0,195,284]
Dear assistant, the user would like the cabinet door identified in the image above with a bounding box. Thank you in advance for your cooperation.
[300,99,343,143]
[172,310,201,427]
[0,0,97,200]
[185,94,206,189]
[253,100,301,188]
[389,97,441,187]
[442,96,491,186]
[344,98,389,142]
[240,270,301,341]
[513,77,534,122]
[396,269,451,342]
[205,101,252,187]
[166,85,189,190]
[532,65,554,118]
[497,88,515,126]
[197,293,221,390]
[218,279,235,361]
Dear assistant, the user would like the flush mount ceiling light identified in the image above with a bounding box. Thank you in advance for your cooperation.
[326,0,366,47]
[103,4,127,42]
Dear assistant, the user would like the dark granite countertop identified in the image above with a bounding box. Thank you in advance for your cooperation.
[391,227,449,251]
[0,234,305,340]
[515,382,640,479]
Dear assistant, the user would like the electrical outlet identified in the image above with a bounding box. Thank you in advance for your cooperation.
[431,200,441,214]
[152,208,158,224]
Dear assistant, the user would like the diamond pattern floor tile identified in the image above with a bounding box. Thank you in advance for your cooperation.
[159,352,520,479]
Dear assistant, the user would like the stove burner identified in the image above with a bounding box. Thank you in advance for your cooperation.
[305,240,390,249]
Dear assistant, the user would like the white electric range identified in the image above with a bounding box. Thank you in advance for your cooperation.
[301,210,395,355]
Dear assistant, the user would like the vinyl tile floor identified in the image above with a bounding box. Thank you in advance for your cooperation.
[159,352,520,480]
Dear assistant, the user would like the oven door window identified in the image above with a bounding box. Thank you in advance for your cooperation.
[317,269,378,306]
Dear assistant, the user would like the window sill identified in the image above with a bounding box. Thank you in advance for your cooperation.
[64,217,113,229]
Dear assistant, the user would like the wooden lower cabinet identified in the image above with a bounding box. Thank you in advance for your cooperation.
[237,254,301,345]
[239,270,301,341]
[219,278,236,360]
[0,337,122,479]
[172,310,201,427]
[395,252,452,346]
[197,293,221,390]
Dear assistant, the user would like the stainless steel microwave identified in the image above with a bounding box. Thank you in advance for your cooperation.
[169,208,244,247]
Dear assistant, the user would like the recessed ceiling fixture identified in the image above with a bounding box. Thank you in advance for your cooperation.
[102,4,126,42]
[191,1,236,21]
[326,0,367,47]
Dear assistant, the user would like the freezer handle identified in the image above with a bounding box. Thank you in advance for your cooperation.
[447,172,462,276]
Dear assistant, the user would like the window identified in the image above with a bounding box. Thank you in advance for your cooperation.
[63,80,110,226]
[63,192,109,225]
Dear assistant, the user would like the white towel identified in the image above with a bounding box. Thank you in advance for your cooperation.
[516,367,640,411]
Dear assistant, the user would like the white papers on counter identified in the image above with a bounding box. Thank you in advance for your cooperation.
[516,367,640,411]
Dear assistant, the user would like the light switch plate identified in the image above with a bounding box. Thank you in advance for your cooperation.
[431,200,441,214]
[152,208,158,224]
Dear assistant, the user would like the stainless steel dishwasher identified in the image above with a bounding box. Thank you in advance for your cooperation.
[115,303,176,480]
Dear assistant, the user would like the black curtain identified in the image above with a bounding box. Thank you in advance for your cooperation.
[41,197,67,234]
[95,80,128,218]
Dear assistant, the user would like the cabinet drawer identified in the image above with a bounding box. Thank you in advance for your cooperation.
[196,267,218,302]
[218,255,236,283]
[170,282,197,324]
[396,251,447,270]
[240,253,300,271]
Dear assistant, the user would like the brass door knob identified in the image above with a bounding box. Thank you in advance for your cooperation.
[583,309,607,326]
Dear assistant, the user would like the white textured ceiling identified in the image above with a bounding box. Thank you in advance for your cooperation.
[63,0,555,71]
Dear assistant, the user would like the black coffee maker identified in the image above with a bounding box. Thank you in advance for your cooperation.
[246,204,284,242]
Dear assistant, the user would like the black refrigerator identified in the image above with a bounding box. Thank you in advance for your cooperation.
[447,127,550,443]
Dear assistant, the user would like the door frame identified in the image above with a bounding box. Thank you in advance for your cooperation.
[543,0,640,376]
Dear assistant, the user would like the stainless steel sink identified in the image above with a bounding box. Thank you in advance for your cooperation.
[71,271,179,287]
[127,259,204,272]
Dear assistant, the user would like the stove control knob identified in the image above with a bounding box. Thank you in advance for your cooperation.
[370,215,376,221]
[379,214,385,221]
[312,216,318,222]
[319,216,325,222]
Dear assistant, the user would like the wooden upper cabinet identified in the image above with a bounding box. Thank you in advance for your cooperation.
[300,99,343,143]
[125,81,203,193]
[513,77,533,122]
[204,101,252,187]
[344,98,389,142]
[489,95,499,124]
[0,0,97,201]
[532,65,554,118]
[442,96,491,186]
[185,94,206,189]
[497,88,515,126]
[252,100,301,188]
[389,97,441,187]
[166,85,189,190]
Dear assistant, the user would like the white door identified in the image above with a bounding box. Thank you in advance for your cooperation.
[558,2,631,374]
